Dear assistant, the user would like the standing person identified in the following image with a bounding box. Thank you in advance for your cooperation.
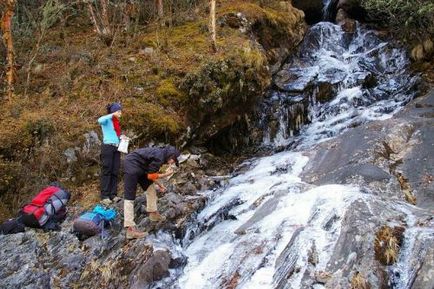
[98,102,123,205]
[123,145,180,239]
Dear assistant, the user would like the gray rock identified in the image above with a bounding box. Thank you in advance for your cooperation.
[83,130,101,154]
[129,249,171,289]
[234,189,288,234]
[64,148,77,163]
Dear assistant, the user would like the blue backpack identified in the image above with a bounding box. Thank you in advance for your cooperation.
[73,205,116,240]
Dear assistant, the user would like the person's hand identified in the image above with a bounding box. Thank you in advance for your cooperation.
[120,134,130,141]
[156,183,167,193]
[165,166,174,175]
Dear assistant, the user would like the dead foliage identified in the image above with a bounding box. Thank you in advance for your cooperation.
[374,225,404,265]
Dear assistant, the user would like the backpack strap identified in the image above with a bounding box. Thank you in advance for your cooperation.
[45,199,56,215]
[52,193,65,207]
[46,193,67,217]
[100,220,109,240]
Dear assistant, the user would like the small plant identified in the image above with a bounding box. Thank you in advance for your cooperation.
[397,173,417,205]
[374,225,404,265]
[24,118,55,146]
[350,271,371,289]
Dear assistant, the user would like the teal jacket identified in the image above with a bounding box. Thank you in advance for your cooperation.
[98,113,120,145]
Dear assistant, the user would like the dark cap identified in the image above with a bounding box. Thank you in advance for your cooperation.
[109,102,122,113]
[163,146,181,167]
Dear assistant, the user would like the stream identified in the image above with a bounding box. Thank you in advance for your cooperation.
[151,19,431,289]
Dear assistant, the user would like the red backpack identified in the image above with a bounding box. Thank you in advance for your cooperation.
[21,186,70,228]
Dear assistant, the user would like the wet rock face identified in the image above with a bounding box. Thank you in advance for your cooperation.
[412,239,434,289]
[302,90,434,209]
[271,188,434,289]
[292,0,365,25]
[294,91,434,288]
[291,0,324,24]
[265,21,420,147]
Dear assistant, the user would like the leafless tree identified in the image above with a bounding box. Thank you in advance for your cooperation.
[1,0,17,100]
[209,0,216,52]
[85,0,114,45]
[155,0,163,18]
[23,0,67,97]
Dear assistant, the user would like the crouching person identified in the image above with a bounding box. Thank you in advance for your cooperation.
[123,145,180,239]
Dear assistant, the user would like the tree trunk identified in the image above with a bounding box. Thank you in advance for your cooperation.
[100,0,112,36]
[86,0,113,46]
[155,0,163,18]
[1,0,17,100]
[209,0,217,52]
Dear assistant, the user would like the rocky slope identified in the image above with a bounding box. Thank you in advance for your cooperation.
[0,153,221,289]
[1,1,433,288]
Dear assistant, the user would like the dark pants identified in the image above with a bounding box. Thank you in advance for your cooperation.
[100,144,121,200]
[124,161,152,201]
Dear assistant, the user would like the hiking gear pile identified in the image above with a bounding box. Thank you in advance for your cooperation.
[73,205,117,240]
[20,185,70,231]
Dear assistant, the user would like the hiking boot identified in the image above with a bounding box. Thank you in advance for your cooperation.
[112,196,122,203]
[100,198,112,206]
[126,227,148,240]
[148,212,166,222]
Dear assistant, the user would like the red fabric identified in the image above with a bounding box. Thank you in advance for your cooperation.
[112,116,121,137]
[22,186,60,219]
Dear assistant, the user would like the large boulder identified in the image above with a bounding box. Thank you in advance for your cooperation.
[336,0,365,20]
[291,0,324,24]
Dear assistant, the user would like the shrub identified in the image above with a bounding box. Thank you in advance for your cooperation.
[361,0,434,40]
[374,225,404,265]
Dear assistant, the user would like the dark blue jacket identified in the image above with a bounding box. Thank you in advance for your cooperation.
[124,146,180,174]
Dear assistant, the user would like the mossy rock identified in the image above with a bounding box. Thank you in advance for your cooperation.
[123,99,183,143]
[181,44,270,141]
[156,78,186,107]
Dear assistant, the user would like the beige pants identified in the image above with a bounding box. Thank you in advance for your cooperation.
[124,200,136,228]
[145,183,158,212]
[123,184,159,228]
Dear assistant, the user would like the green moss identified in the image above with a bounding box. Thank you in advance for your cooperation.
[238,43,267,71]
[180,44,270,134]
[123,99,183,142]
[156,78,186,107]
